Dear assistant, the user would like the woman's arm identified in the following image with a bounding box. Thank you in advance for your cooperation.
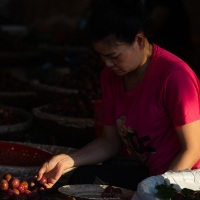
[69,125,123,166]
[168,120,200,171]
[36,125,122,189]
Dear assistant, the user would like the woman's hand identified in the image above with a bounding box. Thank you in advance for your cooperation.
[35,125,122,189]
[36,154,74,189]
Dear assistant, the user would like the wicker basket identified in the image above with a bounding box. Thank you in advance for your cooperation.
[0,105,33,134]
[31,80,78,104]
[0,69,39,109]
[32,105,95,148]
[33,104,94,128]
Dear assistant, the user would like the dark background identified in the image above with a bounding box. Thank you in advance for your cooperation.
[0,0,200,148]
[0,0,200,71]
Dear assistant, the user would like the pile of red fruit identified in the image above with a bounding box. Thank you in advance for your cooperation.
[0,173,48,200]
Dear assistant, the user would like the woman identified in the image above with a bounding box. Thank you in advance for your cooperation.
[36,0,200,191]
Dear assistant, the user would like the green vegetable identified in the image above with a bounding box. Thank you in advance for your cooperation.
[155,181,176,200]
[155,181,200,200]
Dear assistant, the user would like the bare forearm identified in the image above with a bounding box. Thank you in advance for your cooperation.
[168,150,200,171]
[69,136,121,167]
[68,126,122,167]
[169,121,200,171]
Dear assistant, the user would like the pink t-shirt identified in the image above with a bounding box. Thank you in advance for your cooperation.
[100,44,200,175]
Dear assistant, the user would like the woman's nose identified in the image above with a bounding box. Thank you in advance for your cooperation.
[104,59,114,68]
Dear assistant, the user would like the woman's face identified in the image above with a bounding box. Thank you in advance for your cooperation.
[92,35,146,76]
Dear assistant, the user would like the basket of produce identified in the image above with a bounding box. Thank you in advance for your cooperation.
[30,64,102,104]
[32,96,96,148]
[0,105,33,135]
[0,70,38,109]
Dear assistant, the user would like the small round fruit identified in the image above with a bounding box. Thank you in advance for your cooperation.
[18,183,25,193]
[12,188,20,195]
[21,180,28,191]
[24,189,31,195]
[6,188,14,196]
[39,176,47,185]
[0,179,9,190]
[9,178,20,189]
[2,173,12,182]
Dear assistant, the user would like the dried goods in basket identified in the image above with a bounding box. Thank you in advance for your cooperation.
[0,105,33,134]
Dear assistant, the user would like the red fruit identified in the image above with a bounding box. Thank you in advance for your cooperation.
[18,183,25,193]
[0,179,9,190]
[21,180,28,191]
[6,188,14,196]
[24,189,31,195]
[12,188,20,195]
[9,177,20,189]
[2,173,12,182]
[39,176,47,185]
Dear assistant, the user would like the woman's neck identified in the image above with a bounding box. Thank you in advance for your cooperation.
[124,43,152,91]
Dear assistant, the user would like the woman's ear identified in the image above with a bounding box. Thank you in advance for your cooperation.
[135,33,145,49]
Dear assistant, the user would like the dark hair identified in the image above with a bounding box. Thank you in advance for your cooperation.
[87,0,150,44]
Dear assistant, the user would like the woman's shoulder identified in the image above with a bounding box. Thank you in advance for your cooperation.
[152,44,190,70]
[150,44,199,82]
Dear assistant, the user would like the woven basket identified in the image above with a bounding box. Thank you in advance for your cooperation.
[0,105,33,135]
[0,69,39,109]
[32,105,95,148]
[31,80,78,104]
[33,105,94,128]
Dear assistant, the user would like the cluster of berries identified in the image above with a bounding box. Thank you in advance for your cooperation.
[0,173,48,200]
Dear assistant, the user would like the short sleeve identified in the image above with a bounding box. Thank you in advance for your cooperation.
[164,70,200,127]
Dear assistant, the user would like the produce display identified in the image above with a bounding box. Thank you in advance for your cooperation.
[155,181,200,200]
[0,173,48,200]
[0,106,26,125]
[32,64,102,119]
[39,94,94,118]
[36,65,102,101]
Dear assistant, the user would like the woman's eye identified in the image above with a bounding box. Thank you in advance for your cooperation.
[110,55,119,59]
